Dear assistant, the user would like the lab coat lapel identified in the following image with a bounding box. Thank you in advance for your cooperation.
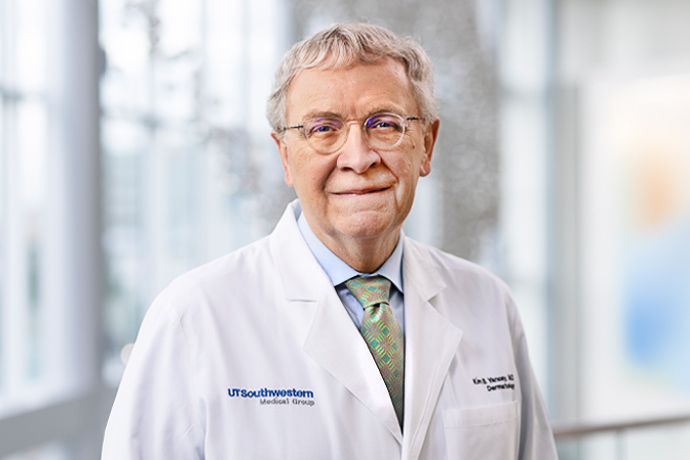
[270,202,403,442]
[401,238,464,460]
[302,294,404,442]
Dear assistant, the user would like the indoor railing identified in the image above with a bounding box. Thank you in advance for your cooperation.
[552,412,690,460]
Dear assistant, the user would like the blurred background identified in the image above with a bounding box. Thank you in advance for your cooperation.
[2,0,690,458]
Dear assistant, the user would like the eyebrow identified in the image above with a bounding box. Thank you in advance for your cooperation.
[298,106,407,122]
[298,110,343,121]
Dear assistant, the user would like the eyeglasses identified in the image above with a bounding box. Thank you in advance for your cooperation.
[278,112,422,154]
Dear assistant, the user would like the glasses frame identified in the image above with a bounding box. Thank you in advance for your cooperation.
[278,112,423,154]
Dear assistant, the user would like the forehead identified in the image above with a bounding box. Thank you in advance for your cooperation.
[285,58,417,120]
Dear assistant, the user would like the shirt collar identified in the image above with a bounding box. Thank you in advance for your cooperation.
[297,210,404,293]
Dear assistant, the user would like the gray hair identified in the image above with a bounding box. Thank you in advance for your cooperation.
[266,23,438,134]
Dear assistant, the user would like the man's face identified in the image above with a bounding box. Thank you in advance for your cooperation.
[273,58,439,249]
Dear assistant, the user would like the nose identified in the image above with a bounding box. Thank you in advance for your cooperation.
[336,122,381,173]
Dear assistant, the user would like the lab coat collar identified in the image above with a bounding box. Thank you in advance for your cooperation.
[271,200,328,301]
[270,200,464,454]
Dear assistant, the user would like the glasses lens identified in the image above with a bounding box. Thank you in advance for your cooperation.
[365,113,405,148]
[304,118,344,153]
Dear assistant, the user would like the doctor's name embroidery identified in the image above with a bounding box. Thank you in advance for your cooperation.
[473,374,515,392]
[228,387,316,407]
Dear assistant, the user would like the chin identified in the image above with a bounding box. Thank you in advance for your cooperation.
[335,212,401,241]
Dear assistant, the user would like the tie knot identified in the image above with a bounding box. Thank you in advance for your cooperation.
[344,275,391,309]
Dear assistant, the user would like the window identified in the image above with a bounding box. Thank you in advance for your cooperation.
[0,0,51,412]
[99,0,293,383]
[0,0,105,457]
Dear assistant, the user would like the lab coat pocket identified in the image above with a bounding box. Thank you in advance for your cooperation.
[442,400,519,459]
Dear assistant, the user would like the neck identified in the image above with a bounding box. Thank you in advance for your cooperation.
[318,230,400,274]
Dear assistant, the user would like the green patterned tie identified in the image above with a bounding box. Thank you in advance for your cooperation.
[345,275,404,428]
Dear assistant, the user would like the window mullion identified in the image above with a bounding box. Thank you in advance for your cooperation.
[1,99,31,405]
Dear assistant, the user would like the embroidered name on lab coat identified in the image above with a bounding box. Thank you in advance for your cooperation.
[472,374,516,392]
[228,387,316,406]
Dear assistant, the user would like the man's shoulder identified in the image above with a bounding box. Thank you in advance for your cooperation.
[403,238,518,328]
[158,236,275,303]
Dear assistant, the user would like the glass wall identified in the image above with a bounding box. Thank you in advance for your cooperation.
[552,0,690,457]
[0,0,104,457]
[99,0,295,383]
[558,0,690,423]
[0,0,51,411]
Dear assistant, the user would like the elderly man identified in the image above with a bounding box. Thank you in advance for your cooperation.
[102,23,558,459]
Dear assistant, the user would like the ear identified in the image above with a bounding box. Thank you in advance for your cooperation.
[419,117,440,177]
[272,131,294,187]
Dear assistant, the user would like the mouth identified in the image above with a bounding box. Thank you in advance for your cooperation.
[333,186,392,196]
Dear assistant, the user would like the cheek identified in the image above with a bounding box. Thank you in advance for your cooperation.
[391,146,425,180]
[289,150,334,190]
[395,135,428,175]
[387,157,419,194]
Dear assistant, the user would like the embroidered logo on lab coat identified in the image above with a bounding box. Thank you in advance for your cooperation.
[227,387,316,406]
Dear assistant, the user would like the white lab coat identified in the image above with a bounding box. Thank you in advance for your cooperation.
[102,200,557,459]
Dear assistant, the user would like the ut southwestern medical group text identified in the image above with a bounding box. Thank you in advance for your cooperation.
[228,388,316,406]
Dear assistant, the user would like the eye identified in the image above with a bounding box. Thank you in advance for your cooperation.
[366,114,404,132]
[306,118,343,137]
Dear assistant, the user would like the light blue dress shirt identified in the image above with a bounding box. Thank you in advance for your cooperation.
[297,212,405,334]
